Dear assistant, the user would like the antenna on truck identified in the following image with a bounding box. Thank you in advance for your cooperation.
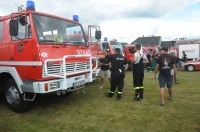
[15,4,24,11]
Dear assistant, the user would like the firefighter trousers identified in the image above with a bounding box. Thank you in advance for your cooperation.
[133,69,144,88]
[110,71,124,94]
[132,68,144,98]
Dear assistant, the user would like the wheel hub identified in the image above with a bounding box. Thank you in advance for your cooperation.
[188,66,194,71]
[6,86,20,105]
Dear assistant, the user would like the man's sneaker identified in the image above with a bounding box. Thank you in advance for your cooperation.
[168,96,173,101]
[160,102,164,106]
[105,93,113,98]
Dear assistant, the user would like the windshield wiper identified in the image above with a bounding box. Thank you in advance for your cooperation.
[67,41,86,46]
[39,40,55,42]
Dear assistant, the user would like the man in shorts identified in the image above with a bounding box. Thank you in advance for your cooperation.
[154,47,177,106]
[99,50,111,89]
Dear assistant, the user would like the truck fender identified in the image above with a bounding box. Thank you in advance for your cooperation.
[0,67,23,93]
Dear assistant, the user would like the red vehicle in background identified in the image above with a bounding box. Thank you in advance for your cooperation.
[183,58,200,71]
[143,46,160,54]
[100,38,124,55]
[124,45,149,70]
[0,1,101,112]
[178,41,200,60]
[124,45,135,69]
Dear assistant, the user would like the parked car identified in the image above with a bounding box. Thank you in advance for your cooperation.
[183,58,200,71]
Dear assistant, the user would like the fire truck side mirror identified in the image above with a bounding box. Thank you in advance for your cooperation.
[95,30,101,40]
[9,20,19,36]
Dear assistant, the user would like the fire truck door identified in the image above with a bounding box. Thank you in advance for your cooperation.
[88,25,101,56]
[9,15,33,62]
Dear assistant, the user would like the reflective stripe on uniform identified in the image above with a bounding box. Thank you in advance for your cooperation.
[139,86,144,89]
[134,87,140,90]
[118,92,122,94]
[109,91,115,94]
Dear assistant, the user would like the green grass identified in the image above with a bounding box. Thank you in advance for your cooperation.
[0,71,200,132]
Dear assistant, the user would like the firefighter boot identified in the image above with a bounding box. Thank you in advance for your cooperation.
[117,93,122,100]
[134,90,140,101]
[105,92,114,98]
[140,89,144,99]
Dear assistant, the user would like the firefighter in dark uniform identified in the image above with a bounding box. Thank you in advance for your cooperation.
[131,44,149,101]
[104,48,128,100]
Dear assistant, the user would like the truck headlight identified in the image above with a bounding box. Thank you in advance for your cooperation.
[49,82,60,90]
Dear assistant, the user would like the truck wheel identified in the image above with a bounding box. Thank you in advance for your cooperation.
[4,79,30,113]
[187,65,194,71]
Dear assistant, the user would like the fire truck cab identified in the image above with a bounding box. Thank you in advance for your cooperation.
[100,38,123,55]
[124,45,135,69]
[0,1,101,112]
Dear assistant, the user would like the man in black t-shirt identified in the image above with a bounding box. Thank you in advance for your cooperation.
[182,51,187,62]
[181,51,187,67]
[104,48,128,100]
[99,50,111,89]
[155,47,177,106]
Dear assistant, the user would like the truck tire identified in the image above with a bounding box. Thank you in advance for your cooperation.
[187,65,195,71]
[4,79,30,113]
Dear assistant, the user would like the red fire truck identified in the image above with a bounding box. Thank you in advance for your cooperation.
[124,45,135,69]
[0,1,101,112]
[100,38,124,55]
[124,45,150,69]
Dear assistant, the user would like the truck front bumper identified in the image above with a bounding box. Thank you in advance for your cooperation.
[21,73,91,94]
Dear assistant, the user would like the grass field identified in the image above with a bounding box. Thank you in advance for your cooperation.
[0,71,200,132]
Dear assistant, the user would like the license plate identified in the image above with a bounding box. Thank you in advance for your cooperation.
[73,80,85,88]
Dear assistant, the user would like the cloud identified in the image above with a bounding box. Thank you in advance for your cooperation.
[100,18,200,43]
[0,0,193,24]
[0,0,200,42]
[190,11,200,21]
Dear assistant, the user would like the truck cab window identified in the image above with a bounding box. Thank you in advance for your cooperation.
[88,27,98,42]
[102,42,110,52]
[33,14,86,46]
[0,22,2,41]
[129,48,135,54]
[12,15,31,40]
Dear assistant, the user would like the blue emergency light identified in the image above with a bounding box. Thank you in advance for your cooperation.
[26,0,35,11]
[104,37,108,41]
[73,15,79,22]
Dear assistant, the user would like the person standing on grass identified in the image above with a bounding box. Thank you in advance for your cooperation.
[154,47,177,106]
[99,49,111,89]
[146,51,152,72]
[170,52,180,84]
[131,44,149,101]
[98,48,128,100]
[181,51,187,67]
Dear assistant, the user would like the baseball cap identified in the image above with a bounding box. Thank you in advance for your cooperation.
[160,47,168,52]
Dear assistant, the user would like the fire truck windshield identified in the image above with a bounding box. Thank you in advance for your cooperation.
[33,14,87,46]
[110,41,124,54]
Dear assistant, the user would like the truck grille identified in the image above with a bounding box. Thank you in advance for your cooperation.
[43,62,90,77]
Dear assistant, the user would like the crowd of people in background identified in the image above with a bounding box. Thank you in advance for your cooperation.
[98,45,187,106]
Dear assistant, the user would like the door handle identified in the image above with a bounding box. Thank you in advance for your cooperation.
[9,57,14,60]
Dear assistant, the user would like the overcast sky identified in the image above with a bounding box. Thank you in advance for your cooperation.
[1,0,200,43]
